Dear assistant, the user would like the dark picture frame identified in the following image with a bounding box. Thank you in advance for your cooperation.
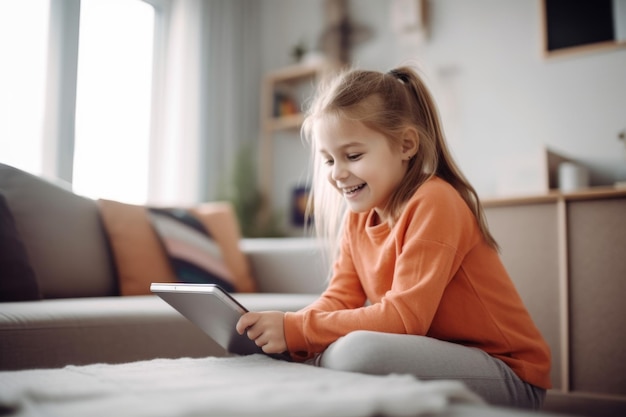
[540,0,626,58]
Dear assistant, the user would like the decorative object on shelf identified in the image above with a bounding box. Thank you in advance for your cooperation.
[558,162,590,193]
[291,186,312,227]
[272,89,299,118]
[494,146,571,197]
[290,39,308,63]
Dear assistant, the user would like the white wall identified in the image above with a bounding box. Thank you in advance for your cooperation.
[257,0,626,211]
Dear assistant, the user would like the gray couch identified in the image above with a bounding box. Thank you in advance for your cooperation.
[0,163,325,370]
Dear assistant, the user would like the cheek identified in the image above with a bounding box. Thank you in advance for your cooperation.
[324,170,343,193]
[326,173,339,190]
[324,168,332,183]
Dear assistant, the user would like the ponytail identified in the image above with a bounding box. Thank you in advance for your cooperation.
[388,67,498,250]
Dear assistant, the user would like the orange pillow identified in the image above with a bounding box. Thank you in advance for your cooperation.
[98,199,255,296]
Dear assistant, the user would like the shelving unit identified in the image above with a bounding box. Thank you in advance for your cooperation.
[258,61,328,224]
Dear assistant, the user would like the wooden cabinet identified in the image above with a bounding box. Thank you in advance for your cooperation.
[258,62,328,217]
[567,198,626,396]
[483,187,626,404]
[485,202,563,389]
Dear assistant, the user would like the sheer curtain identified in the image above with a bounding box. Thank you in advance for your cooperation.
[148,0,202,206]
[148,0,260,206]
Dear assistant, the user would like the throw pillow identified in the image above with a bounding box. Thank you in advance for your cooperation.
[189,202,256,293]
[0,163,116,298]
[0,194,41,301]
[149,207,235,292]
[98,199,255,296]
[97,199,175,296]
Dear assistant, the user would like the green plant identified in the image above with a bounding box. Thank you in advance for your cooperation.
[219,143,285,238]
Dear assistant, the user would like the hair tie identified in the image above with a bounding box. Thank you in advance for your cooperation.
[388,69,410,84]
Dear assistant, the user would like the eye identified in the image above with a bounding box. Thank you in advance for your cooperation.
[323,158,334,166]
[347,153,362,161]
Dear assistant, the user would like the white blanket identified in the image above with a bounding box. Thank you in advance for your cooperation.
[0,354,483,417]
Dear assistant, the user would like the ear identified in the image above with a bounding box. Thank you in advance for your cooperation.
[400,127,419,160]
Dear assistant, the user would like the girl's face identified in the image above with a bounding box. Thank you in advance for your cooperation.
[315,116,410,223]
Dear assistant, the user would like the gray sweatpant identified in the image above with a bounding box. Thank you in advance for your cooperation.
[312,330,546,409]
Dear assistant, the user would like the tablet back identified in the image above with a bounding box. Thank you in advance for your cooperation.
[151,283,263,356]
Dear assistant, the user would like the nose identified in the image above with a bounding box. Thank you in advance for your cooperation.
[331,161,349,182]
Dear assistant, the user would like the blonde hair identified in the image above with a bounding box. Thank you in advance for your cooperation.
[302,66,498,261]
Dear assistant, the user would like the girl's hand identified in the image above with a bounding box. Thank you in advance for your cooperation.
[236,311,287,354]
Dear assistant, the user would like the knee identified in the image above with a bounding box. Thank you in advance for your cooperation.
[319,330,387,374]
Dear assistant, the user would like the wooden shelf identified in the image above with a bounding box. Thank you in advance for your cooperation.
[266,113,306,132]
[264,62,322,84]
[258,62,329,221]
[483,186,626,208]
[261,63,325,133]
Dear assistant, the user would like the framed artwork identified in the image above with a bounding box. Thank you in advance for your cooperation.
[540,0,626,58]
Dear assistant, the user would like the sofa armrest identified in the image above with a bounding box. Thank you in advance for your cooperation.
[240,238,328,294]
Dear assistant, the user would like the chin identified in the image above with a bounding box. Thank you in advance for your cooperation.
[345,203,372,214]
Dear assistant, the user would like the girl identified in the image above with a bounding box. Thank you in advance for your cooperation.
[236,66,551,409]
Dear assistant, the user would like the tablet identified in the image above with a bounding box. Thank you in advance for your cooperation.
[150,283,290,360]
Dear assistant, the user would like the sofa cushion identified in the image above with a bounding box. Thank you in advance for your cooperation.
[0,164,117,298]
[0,193,41,301]
[240,238,328,294]
[98,200,256,296]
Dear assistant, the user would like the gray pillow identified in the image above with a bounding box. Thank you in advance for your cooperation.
[0,163,116,298]
[0,193,41,301]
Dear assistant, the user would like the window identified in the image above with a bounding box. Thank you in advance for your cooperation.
[0,0,156,205]
[73,0,155,203]
[0,1,49,175]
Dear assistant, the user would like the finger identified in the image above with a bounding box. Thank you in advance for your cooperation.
[236,312,259,334]
[254,334,268,348]
[261,340,282,354]
[246,325,263,341]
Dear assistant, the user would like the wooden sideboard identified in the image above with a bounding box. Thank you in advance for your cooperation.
[483,187,626,403]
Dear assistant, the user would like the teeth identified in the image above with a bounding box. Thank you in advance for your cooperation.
[344,184,364,194]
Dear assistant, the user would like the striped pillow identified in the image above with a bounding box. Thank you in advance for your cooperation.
[148,208,236,292]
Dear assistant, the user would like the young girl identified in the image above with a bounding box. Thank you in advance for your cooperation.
[236,66,551,409]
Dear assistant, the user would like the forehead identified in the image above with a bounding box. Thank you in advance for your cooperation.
[313,116,384,152]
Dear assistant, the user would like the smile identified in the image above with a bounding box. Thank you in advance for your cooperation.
[343,183,366,195]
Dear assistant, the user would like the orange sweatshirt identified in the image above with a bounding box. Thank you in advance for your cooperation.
[284,177,551,389]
